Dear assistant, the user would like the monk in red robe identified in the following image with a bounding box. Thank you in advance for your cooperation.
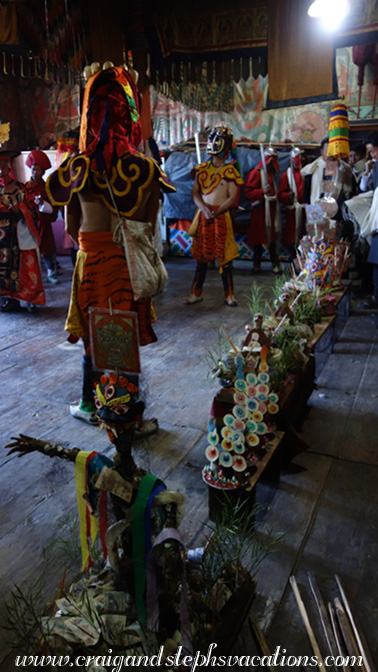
[25,149,59,284]
[244,146,281,274]
[278,147,306,260]
[0,152,45,312]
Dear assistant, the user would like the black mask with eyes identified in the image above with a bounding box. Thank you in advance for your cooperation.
[94,373,145,427]
[206,125,233,158]
[1,182,25,208]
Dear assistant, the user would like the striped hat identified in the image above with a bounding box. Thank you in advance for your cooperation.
[327,104,350,159]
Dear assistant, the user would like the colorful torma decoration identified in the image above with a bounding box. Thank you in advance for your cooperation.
[203,344,279,490]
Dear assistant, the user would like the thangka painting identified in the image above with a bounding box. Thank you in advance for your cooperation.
[89,308,141,375]
[306,204,324,226]
[305,205,337,241]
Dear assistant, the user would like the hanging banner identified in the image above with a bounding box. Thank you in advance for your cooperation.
[0,5,19,45]
[268,0,334,102]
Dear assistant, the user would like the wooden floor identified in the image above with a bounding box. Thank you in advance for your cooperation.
[1,255,378,669]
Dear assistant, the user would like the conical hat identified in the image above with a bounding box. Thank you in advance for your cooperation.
[25,149,51,170]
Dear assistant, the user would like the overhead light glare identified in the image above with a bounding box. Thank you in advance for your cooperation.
[308,0,350,29]
[308,0,325,17]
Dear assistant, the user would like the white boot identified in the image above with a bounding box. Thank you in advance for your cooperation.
[184,293,203,305]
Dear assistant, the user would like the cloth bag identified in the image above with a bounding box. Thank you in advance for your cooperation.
[187,207,200,236]
[113,219,168,301]
[344,190,375,240]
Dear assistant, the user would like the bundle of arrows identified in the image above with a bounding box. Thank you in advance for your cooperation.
[289,573,376,672]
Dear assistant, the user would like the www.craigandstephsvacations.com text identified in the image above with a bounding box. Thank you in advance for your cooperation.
[14,644,365,670]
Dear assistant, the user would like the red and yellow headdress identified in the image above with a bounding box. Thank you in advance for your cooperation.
[79,66,143,172]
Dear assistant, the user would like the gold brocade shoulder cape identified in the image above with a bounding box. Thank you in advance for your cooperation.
[46,150,175,218]
[191,160,244,195]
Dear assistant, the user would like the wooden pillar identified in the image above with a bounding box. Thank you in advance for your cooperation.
[84,0,125,67]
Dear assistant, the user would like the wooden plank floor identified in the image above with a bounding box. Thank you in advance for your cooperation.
[251,312,378,667]
[1,255,377,669]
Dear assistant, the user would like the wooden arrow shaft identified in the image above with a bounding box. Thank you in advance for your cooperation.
[328,602,351,672]
[307,572,338,661]
[334,598,367,672]
[290,576,325,671]
[335,575,373,672]
[248,612,277,672]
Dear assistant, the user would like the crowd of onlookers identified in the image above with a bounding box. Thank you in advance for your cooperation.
[243,131,378,309]
[2,129,378,314]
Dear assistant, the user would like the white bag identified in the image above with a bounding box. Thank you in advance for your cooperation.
[113,219,168,301]
[344,190,374,239]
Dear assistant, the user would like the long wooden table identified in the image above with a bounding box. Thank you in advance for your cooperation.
[206,283,351,521]
[276,281,352,454]
[309,282,351,354]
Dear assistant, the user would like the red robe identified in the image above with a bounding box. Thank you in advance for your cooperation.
[25,178,57,256]
[0,179,45,305]
[277,167,305,245]
[244,160,279,247]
